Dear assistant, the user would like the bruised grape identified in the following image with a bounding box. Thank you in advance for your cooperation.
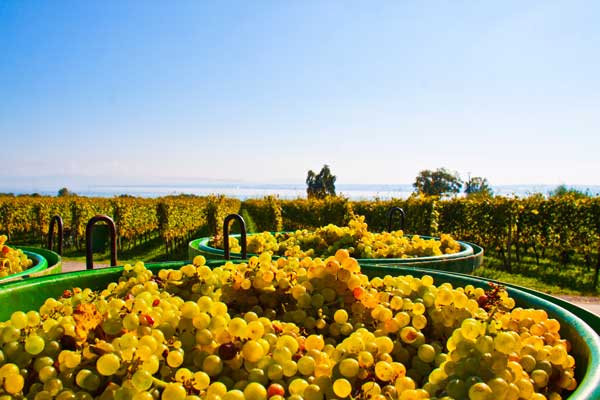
[218,342,238,360]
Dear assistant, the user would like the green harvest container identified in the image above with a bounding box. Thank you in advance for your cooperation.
[0,259,598,398]
[358,264,600,400]
[0,250,47,283]
[16,246,62,276]
[188,234,483,273]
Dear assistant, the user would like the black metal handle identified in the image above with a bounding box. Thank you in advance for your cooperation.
[47,215,64,256]
[85,215,118,270]
[223,213,247,260]
[387,206,406,232]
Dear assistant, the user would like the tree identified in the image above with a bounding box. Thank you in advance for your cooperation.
[464,176,493,197]
[306,165,336,199]
[57,187,76,197]
[549,185,590,199]
[413,168,462,197]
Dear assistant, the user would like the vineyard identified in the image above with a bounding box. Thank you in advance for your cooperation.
[1,194,599,290]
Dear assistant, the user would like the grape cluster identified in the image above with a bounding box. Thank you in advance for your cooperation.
[222,215,461,260]
[0,234,33,277]
[0,252,577,399]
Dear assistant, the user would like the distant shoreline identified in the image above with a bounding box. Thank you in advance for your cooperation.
[1,183,599,200]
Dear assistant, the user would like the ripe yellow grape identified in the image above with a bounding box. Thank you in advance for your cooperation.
[0,255,579,400]
[0,235,33,277]
[215,215,461,259]
[96,354,120,376]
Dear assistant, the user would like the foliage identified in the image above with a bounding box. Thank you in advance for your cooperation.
[306,164,337,199]
[2,194,600,289]
[112,197,158,242]
[549,184,591,199]
[240,196,283,232]
[205,195,242,243]
[464,176,493,198]
[413,168,463,197]
[280,196,350,230]
[157,196,210,244]
[57,187,76,197]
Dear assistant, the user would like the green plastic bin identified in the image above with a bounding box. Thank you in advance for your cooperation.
[359,263,600,399]
[0,259,597,398]
[16,246,62,276]
[0,250,47,283]
[188,233,483,273]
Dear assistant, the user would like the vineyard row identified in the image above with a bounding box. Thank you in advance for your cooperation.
[1,195,599,270]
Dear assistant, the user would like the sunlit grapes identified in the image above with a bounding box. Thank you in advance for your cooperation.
[0,254,578,399]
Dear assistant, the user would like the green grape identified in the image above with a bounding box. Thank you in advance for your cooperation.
[531,369,549,387]
[75,369,101,392]
[375,336,394,354]
[202,354,224,376]
[494,331,517,354]
[333,378,352,398]
[282,359,298,377]
[468,382,493,400]
[417,344,436,363]
[44,378,64,396]
[161,383,187,400]
[96,354,121,376]
[374,360,395,381]
[339,358,360,378]
[288,378,309,395]
[222,390,245,400]
[2,326,20,342]
[166,350,184,368]
[38,365,57,383]
[207,381,228,398]
[242,340,264,362]
[246,320,265,340]
[228,317,248,338]
[131,369,153,391]
[24,335,46,355]
[192,371,210,390]
[243,382,267,400]
[297,356,316,376]
[3,372,24,394]
[487,377,509,398]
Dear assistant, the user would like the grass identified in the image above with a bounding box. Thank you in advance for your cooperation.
[475,251,599,297]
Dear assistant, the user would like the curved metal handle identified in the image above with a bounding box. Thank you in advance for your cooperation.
[387,206,406,232]
[47,215,64,256]
[223,213,247,260]
[85,215,118,270]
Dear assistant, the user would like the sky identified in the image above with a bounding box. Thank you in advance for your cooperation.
[1,1,599,189]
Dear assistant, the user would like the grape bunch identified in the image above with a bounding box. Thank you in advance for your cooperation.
[221,215,461,260]
[0,234,33,277]
[0,252,577,399]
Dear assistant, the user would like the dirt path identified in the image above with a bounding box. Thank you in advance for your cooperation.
[61,261,108,272]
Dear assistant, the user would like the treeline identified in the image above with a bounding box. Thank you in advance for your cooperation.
[1,194,599,283]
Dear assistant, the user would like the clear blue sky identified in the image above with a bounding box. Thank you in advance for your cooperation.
[1,1,599,188]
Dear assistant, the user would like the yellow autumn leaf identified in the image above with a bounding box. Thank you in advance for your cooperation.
[73,303,103,341]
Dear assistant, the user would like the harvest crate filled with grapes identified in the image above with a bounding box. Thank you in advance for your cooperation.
[0,235,62,283]
[0,251,598,399]
[188,213,484,274]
